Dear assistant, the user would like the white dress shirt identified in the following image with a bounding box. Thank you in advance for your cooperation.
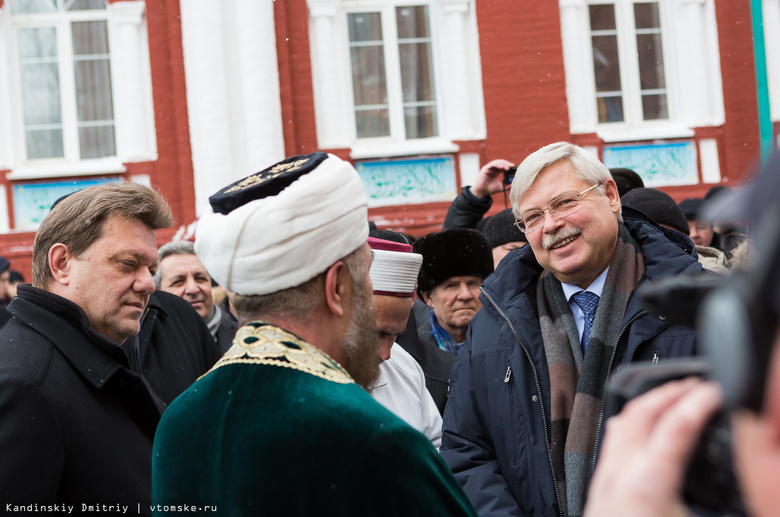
[561,267,609,342]
[370,344,443,449]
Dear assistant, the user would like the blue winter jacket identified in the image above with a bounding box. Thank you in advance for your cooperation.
[440,212,704,516]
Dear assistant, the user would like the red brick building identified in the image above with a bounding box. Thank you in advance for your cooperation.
[0,0,777,277]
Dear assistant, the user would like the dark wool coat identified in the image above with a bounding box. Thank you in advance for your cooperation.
[133,290,223,406]
[396,305,457,416]
[0,285,163,512]
[441,211,704,516]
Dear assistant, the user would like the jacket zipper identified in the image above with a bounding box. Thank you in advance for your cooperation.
[482,287,565,517]
[590,309,647,474]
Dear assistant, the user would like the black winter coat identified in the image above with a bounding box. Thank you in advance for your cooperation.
[0,285,163,512]
[132,290,223,406]
[441,213,704,516]
[442,187,493,231]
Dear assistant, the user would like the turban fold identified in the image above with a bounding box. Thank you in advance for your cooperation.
[368,237,422,297]
[195,152,368,295]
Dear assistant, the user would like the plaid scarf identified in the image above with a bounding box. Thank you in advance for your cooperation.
[536,224,644,517]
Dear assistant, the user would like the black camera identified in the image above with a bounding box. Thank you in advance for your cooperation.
[502,166,517,185]
[606,359,744,514]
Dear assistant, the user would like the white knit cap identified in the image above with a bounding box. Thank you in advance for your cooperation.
[195,153,368,295]
[367,237,422,297]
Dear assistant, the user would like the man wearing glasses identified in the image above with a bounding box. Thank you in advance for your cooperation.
[440,142,703,517]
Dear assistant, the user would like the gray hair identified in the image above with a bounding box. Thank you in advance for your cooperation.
[509,141,622,222]
[155,240,198,288]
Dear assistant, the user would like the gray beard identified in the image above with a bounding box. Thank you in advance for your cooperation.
[342,278,380,390]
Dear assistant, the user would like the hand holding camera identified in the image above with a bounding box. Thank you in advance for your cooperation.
[470,159,515,199]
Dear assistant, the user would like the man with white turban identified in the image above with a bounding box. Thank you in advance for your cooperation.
[367,236,442,449]
[151,152,476,516]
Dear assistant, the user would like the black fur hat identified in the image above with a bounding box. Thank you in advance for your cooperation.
[414,228,493,297]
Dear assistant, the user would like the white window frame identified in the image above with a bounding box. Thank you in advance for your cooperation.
[308,0,485,159]
[343,2,445,150]
[9,7,115,167]
[586,0,675,132]
[344,3,442,145]
[561,0,727,143]
[0,1,157,180]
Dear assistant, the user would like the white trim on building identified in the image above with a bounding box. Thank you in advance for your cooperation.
[308,0,486,159]
[560,0,725,142]
[180,0,286,217]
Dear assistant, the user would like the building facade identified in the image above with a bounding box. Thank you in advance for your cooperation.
[0,0,777,275]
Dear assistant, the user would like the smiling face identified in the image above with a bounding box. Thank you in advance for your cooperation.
[62,215,159,344]
[518,160,621,289]
[159,253,214,320]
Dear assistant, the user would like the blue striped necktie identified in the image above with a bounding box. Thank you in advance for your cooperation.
[572,291,600,354]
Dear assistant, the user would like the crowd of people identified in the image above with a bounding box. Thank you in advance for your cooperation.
[0,141,776,517]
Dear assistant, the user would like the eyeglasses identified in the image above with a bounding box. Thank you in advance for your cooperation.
[514,183,603,233]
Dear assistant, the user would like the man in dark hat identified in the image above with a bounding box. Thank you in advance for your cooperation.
[415,228,493,356]
[481,208,528,268]
[152,153,476,516]
[679,197,718,248]
[622,188,728,273]
[442,142,702,516]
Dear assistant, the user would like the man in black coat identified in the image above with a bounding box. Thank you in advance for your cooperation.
[130,289,223,405]
[0,182,172,513]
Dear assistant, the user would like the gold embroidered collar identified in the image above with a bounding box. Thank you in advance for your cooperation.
[204,322,354,384]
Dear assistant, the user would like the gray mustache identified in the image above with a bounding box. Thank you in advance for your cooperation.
[542,226,582,250]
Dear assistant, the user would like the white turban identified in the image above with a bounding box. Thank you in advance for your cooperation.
[195,153,368,295]
[367,237,422,297]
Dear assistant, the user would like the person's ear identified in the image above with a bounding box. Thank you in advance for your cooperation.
[324,261,349,317]
[421,290,434,308]
[603,178,621,213]
[48,243,73,286]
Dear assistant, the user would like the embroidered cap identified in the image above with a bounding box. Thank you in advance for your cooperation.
[208,152,329,215]
[195,152,368,296]
[368,237,422,297]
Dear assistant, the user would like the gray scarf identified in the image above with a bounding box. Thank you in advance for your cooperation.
[205,305,222,340]
[536,224,644,517]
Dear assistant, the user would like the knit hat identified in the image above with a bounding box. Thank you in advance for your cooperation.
[678,197,705,220]
[368,237,422,297]
[195,152,368,295]
[414,228,493,297]
[481,208,527,248]
[621,188,690,235]
[0,256,9,275]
